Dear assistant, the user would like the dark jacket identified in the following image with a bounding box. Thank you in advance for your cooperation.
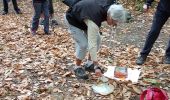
[66,0,115,30]
[146,0,170,13]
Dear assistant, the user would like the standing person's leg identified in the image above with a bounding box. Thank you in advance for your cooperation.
[48,0,58,26]
[42,1,49,34]
[12,0,21,14]
[40,0,53,25]
[48,0,54,18]
[31,2,42,35]
[2,0,8,15]
[164,14,170,64]
[136,9,169,65]
[165,37,170,64]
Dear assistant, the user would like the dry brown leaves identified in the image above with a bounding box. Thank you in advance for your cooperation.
[0,1,169,100]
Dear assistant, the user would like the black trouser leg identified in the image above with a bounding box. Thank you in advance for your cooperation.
[42,1,49,33]
[140,9,169,56]
[48,0,54,16]
[31,3,42,31]
[165,12,170,57]
[3,0,8,12]
[12,0,20,11]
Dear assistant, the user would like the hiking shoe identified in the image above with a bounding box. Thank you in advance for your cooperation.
[51,19,58,25]
[74,67,88,79]
[2,11,8,15]
[164,56,170,64]
[84,63,103,77]
[136,55,147,65]
[84,63,95,72]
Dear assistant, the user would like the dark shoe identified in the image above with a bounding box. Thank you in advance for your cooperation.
[84,63,95,72]
[16,10,22,14]
[2,11,8,15]
[74,68,88,79]
[164,56,170,64]
[84,63,103,73]
[136,55,147,65]
[51,19,58,26]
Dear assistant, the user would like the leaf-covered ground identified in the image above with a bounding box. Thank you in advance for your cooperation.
[0,0,170,100]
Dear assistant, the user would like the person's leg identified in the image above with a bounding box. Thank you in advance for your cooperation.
[64,15,88,61]
[12,0,21,14]
[42,1,49,34]
[165,38,170,57]
[86,32,101,63]
[71,27,88,79]
[136,9,169,65]
[164,14,170,64]
[85,32,102,76]
[48,0,54,18]
[140,10,169,56]
[164,38,170,64]
[64,15,88,79]
[31,2,42,35]
[2,0,8,14]
[48,0,58,26]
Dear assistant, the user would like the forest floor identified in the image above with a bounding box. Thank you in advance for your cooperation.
[0,0,170,100]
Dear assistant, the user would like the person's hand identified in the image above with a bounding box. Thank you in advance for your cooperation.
[107,16,118,26]
[143,4,150,12]
[95,68,102,77]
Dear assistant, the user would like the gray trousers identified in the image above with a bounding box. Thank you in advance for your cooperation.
[64,16,101,60]
[31,1,49,33]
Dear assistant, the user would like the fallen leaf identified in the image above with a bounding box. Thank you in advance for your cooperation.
[132,86,142,94]
[62,71,72,77]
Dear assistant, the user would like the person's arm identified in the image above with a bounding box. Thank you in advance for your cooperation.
[84,19,99,62]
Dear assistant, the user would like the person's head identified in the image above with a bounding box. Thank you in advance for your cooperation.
[107,4,126,26]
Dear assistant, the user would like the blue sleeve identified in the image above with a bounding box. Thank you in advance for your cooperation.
[146,0,154,6]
